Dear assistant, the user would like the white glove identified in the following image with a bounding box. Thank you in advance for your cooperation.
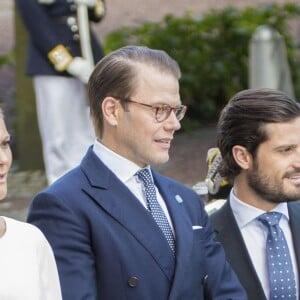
[72,0,97,7]
[66,57,94,84]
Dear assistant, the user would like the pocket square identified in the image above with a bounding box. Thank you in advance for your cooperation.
[192,225,203,230]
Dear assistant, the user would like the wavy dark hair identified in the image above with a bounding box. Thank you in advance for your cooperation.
[217,88,300,182]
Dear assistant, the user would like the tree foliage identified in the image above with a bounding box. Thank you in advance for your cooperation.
[104,3,300,129]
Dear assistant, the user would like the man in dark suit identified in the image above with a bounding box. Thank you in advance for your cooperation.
[210,88,300,300]
[16,0,105,184]
[27,45,246,299]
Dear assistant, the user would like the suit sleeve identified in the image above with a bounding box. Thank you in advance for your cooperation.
[27,192,98,300]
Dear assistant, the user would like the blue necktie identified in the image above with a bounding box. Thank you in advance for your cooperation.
[257,212,296,300]
[136,169,176,255]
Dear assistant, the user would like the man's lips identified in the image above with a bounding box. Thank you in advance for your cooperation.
[155,138,173,149]
[284,172,300,185]
[155,138,172,143]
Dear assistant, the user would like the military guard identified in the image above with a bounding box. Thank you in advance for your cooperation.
[16,0,105,184]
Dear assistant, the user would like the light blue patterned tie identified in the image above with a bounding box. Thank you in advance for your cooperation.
[137,169,176,255]
[257,212,296,300]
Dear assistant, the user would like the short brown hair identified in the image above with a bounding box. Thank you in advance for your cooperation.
[88,45,181,137]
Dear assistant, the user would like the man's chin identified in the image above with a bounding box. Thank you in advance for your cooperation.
[152,155,170,166]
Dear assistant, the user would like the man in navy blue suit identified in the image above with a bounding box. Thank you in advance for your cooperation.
[27,45,246,299]
[16,0,105,184]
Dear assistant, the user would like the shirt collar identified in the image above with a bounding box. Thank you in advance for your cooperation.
[229,188,289,229]
[93,139,144,183]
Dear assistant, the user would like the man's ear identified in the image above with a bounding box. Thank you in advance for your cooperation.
[232,145,252,170]
[102,97,120,126]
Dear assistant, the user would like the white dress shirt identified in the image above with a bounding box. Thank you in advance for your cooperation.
[93,140,175,233]
[230,190,299,299]
[0,217,62,300]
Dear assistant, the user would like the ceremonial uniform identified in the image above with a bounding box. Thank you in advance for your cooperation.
[16,0,105,184]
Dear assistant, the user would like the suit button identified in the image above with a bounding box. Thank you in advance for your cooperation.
[127,276,139,287]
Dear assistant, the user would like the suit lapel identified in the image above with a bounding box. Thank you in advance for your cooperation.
[153,171,194,297]
[288,202,300,289]
[80,149,175,280]
[211,201,266,299]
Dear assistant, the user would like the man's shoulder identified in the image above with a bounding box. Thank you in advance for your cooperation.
[36,166,85,198]
[209,200,231,227]
[153,170,192,189]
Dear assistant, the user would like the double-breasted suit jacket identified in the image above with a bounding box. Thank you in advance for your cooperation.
[27,147,246,299]
[16,0,104,76]
[210,200,300,300]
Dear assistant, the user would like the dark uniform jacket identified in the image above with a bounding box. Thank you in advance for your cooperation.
[16,0,104,76]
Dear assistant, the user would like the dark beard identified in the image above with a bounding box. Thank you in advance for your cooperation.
[247,164,300,204]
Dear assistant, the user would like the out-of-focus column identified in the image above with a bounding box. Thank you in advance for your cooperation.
[249,25,294,98]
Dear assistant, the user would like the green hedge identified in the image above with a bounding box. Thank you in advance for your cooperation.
[0,51,14,68]
[104,3,300,129]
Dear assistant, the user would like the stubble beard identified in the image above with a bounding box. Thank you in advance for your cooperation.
[247,163,300,204]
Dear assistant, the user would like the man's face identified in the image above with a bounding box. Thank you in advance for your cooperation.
[247,117,300,205]
[115,64,182,167]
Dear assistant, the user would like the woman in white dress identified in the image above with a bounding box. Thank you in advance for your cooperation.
[0,108,62,300]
